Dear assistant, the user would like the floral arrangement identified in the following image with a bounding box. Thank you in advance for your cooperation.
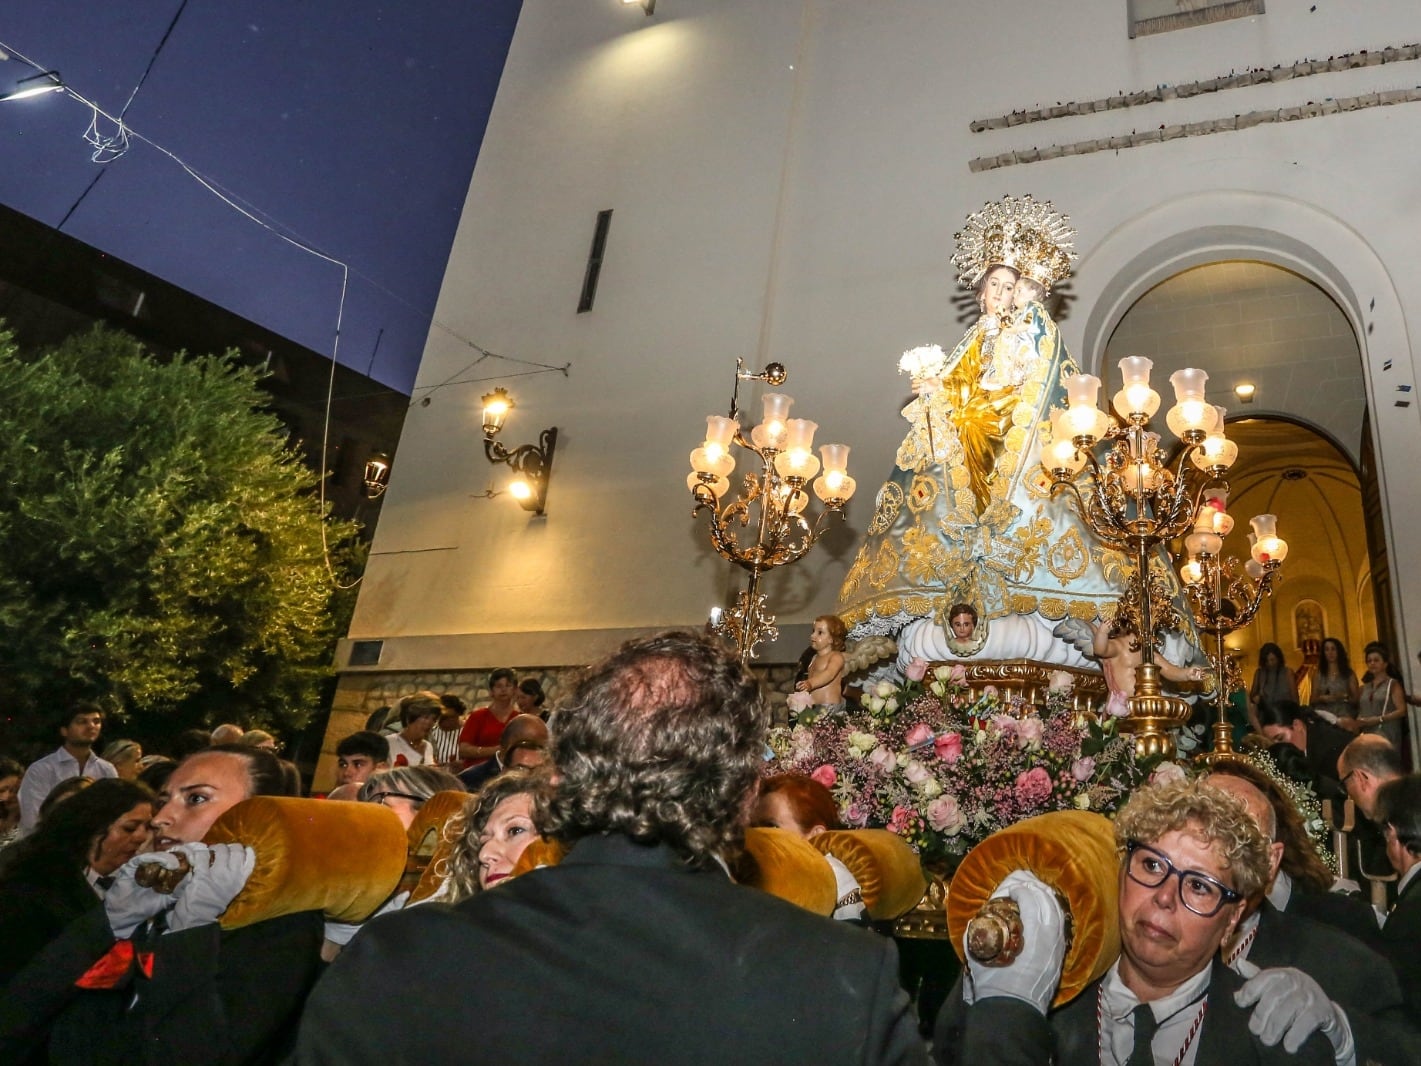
[897,344,948,386]
[768,661,1167,866]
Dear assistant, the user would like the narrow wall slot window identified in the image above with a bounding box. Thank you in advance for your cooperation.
[577,209,614,313]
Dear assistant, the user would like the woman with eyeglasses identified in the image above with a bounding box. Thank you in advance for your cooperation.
[359,765,465,830]
[937,778,1339,1065]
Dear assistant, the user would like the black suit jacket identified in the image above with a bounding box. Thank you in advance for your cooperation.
[1379,872,1421,1020]
[1286,882,1385,952]
[1249,900,1420,1065]
[935,960,1331,1065]
[0,904,323,1066]
[296,834,926,1066]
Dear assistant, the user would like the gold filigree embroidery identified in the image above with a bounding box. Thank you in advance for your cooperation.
[1046,527,1089,583]
[867,481,904,536]
[907,475,939,514]
[867,541,902,590]
[1039,597,1068,620]
[1068,600,1099,620]
[840,543,872,598]
[902,525,950,586]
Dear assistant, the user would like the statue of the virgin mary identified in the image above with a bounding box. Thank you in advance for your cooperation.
[838,195,1200,677]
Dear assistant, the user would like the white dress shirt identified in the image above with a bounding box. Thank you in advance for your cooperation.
[1097,958,1212,1066]
[17,746,117,833]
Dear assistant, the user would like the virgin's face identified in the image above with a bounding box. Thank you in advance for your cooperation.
[477,792,537,889]
[90,802,155,875]
[951,612,976,640]
[979,267,1017,315]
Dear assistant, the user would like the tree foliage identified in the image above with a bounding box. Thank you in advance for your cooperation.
[0,325,362,750]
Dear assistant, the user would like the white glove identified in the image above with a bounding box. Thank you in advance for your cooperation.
[322,890,410,947]
[1235,961,1355,1064]
[963,870,1066,1016]
[165,843,256,933]
[103,852,183,937]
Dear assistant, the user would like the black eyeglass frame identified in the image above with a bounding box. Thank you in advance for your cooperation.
[369,791,427,806]
[1123,840,1243,918]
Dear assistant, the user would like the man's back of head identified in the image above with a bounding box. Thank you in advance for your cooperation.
[211,723,245,746]
[1376,774,1421,878]
[537,630,766,869]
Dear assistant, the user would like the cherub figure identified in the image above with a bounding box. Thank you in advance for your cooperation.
[794,614,847,712]
[1092,617,1206,717]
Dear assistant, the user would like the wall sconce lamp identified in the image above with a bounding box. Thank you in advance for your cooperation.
[1233,382,1256,404]
[622,0,655,15]
[0,70,64,103]
[362,453,392,499]
[481,387,558,515]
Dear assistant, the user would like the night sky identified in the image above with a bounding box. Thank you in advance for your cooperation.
[0,3,523,394]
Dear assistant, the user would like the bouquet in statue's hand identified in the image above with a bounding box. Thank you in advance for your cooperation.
[899,344,948,395]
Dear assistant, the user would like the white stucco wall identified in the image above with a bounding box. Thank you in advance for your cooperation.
[347,0,1421,672]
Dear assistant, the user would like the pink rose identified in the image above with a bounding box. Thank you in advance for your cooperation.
[1014,766,1053,806]
[949,664,968,683]
[904,760,932,786]
[844,802,868,827]
[1048,670,1075,692]
[904,722,934,748]
[887,805,914,834]
[983,685,1000,699]
[786,691,813,713]
[868,745,895,770]
[926,795,965,833]
[1149,761,1187,787]
[990,714,1017,738]
[1104,691,1130,718]
[810,764,837,789]
[1015,717,1044,749]
[934,732,964,764]
[1071,756,1096,782]
[905,657,928,682]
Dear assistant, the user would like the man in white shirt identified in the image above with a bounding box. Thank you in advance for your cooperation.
[16,703,117,834]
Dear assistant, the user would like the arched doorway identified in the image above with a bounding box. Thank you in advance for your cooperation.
[1105,259,1386,704]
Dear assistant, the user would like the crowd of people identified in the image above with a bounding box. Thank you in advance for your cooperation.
[1,633,1419,1064]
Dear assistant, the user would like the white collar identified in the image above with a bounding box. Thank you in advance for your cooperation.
[1265,869,1293,911]
[1100,956,1213,1025]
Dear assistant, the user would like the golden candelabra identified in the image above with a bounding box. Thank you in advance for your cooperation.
[1042,360,1241,759]
[688,360,856,663]
[1179,500,1286,761]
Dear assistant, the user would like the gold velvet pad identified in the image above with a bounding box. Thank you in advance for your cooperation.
[810,829,930,920]
[741,827,838,916]
[402,791,474,901]
[946,809,1121,1007]
[205,796,410,930]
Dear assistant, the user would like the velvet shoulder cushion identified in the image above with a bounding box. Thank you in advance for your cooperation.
[403,791,474,902]
[509,836,568,879]
[205,796,409,929]
[946,809,1120,1007]
[810,829,929,920]
[741,827,837,916]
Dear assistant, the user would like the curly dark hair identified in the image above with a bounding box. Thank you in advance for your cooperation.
[0,778,156,885]
[1205,759,1333,893]
[536,630,767,870]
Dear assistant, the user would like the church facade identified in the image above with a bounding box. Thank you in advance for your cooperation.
[318,0,1421,783]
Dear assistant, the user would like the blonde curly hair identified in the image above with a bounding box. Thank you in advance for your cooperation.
[1114,778,1271,899]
